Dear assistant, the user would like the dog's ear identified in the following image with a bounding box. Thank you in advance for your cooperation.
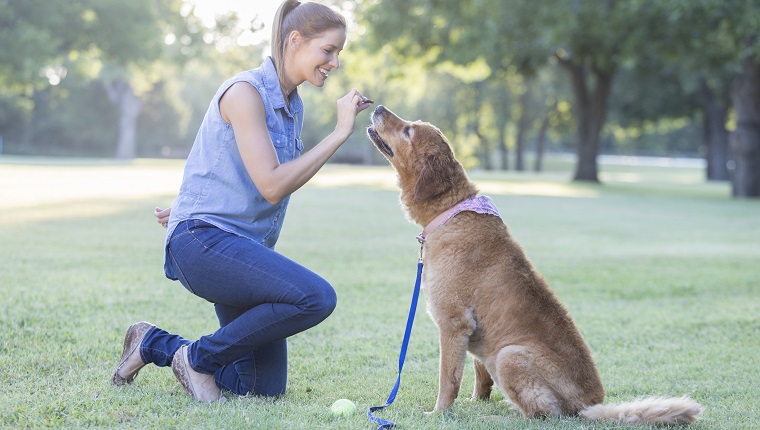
[414,154,455,201]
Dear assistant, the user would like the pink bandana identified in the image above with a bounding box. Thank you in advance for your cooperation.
[418,195,501,242]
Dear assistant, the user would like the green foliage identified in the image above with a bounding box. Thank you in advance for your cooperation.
[0,0,759,168]
[0,0,266,156]
[0,0,80,88]
[359,0,698,177]
[603,120,702,156]
[32,80,119,156]
[1,158,758,428]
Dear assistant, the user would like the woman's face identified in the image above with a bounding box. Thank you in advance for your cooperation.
[286,27,347,91]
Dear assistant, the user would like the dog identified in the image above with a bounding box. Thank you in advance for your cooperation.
[367,105,702,425]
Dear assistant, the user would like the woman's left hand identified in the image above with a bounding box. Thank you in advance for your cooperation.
[155,207,171,228]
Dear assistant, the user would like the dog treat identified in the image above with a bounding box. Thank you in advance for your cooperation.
[362,98,374,104]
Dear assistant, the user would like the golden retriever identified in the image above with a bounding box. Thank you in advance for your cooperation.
[366,105,702,425]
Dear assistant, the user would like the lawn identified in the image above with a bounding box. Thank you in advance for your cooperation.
[0,155,758,429]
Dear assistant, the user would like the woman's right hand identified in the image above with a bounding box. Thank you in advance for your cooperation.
[334,88,373,139]
[155,207,171,228]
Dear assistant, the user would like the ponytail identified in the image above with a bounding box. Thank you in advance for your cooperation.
[271,0,300,93]
[270,0,347,96]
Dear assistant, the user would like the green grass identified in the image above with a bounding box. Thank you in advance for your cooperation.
[1,155,758,429]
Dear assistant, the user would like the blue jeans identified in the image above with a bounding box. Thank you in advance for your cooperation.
[140,219,337,397]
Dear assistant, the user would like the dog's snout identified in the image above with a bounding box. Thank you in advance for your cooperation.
[370,105,387,125]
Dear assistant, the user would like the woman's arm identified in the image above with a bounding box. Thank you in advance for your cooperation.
[221,82,369,205]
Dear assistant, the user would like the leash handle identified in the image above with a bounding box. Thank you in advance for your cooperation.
[367,261,423,429]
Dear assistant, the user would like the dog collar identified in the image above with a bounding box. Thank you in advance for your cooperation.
[416,195,501,244]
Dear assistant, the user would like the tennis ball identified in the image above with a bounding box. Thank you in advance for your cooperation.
[330,398,357,417]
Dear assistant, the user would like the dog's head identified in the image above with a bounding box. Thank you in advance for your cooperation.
[367,105,467,202]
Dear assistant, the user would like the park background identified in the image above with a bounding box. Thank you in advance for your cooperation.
[1,1,759,429]
[1,0,759,196]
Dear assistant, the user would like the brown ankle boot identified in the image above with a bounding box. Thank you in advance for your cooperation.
[111,321,154,385]
[171,344,224,403]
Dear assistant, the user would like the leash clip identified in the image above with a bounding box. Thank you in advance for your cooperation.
[415,234,425,263]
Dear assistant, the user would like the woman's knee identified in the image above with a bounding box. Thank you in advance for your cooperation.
[253,379,287,398]
[304,277,337,320]
[233,376,287,398]
[217,342,288,397]
[225,375,287,398]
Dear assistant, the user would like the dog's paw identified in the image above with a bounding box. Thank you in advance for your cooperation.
[424,406,453,416]
[470,394,491,402]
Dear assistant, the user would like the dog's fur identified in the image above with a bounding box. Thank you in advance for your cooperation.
[367,105,702,425]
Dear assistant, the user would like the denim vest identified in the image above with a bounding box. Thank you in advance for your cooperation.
[164,57,304,280]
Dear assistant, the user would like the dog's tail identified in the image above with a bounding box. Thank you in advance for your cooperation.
[578,396,703,426]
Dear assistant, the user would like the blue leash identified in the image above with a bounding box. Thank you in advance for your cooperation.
[367,259,424,429]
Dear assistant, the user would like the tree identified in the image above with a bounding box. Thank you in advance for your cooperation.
[360,0,673,182]
[732,38,760,197]
[82,0,202,158]
[0,0,90,148]
[604,57,702,156]
[661,0,760,196]
[0,0,203,158]
[647,2,738,181]
[700,77,731,181]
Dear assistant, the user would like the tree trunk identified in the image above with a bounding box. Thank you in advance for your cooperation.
[514,90,530,172]
[699,77,730,181]
[105,78,141,159]
[498,124,509,170]
[471,81,491,169]
[732,47,760,198]
[560,59,614,183]
[493,83,510,170]
[473,123,490,169]
[534,109,552,172]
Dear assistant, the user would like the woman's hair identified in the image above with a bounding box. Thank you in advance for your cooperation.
[271,0,346,94]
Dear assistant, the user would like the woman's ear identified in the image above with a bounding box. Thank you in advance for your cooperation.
[288,31,302,50]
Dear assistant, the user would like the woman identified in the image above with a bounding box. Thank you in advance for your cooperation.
[111,0,372,402]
